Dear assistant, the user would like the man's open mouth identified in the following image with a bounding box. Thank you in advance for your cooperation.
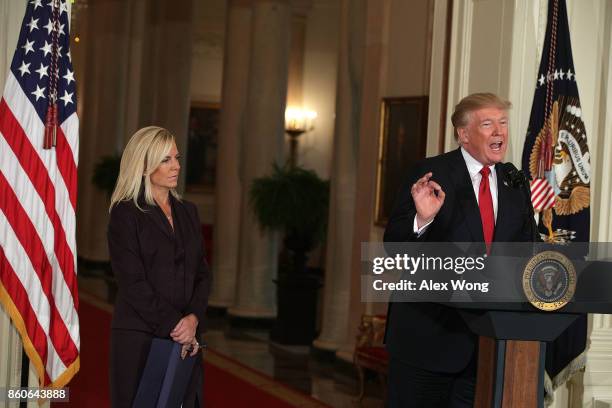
[490,142,503,151]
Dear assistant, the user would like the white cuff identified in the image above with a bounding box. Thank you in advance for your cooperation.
[413,215,433,237]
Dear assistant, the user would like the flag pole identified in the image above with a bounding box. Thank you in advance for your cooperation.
[19,350,28,408]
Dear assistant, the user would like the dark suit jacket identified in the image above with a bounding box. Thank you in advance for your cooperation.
[108,194,211,338]
[383,148,534,373]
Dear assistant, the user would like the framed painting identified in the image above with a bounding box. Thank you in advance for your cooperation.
[375,96,429,226]
[185,102,220,192]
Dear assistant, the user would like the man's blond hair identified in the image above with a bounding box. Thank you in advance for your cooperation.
[451,93,511,140]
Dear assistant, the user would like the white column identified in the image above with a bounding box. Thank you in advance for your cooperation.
[335,0,390,363]
[582,315,612,407]
[581,0,612,405]
[209,0,253,308]
[229,0,291,319]
[135,0,193,191]
[313,0,365,352]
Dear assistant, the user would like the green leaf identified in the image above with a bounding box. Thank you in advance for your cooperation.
[249,163,330,251]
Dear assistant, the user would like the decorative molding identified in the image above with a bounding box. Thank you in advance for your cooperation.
[591,0,612,243]
[534,0,548,65]
[495,0,512,97]
[507,0,528,165]
[426,0,449,156]
[444,0,473,153]
[582,395,612,408]
[577,1,612,403]
[456,1,472,98]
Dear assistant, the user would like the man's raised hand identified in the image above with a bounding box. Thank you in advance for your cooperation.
[411,172,445,228]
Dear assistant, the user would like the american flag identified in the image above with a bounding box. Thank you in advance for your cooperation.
[522,0,590,244]
[521,0,588,391]
[0,0,79,388]
[530,177,556,211]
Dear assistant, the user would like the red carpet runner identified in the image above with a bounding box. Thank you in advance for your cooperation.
[53,294,329,408]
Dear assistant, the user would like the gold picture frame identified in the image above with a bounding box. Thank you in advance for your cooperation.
[375,96,429,226]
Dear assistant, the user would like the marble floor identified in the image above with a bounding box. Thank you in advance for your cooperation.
[77,272,384,408]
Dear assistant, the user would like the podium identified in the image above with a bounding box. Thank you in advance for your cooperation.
[447,302,612,408]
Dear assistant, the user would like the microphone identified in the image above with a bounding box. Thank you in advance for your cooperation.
[500,162,528,189]
[500,162,539,242]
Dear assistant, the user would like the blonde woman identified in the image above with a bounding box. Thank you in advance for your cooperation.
[107,126,210,407]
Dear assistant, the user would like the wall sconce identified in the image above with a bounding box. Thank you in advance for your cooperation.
[285,106,317,167]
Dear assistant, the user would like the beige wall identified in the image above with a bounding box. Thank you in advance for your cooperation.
[383,0,434,97]
[0,0,25,91]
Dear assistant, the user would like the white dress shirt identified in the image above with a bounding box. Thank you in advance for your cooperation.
[413,147,499,235]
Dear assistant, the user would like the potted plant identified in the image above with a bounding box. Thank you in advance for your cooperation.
[92,154,121,198]
[250,163,330,344]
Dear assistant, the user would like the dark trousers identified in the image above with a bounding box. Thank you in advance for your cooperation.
[387,353,476,408]
[110,329,153,408]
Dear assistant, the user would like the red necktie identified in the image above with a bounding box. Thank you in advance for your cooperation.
[479,166,495,245]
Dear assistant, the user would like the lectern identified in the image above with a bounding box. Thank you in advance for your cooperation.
[449,303,612,408]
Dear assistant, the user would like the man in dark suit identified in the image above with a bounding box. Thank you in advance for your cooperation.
[383,93,535,407]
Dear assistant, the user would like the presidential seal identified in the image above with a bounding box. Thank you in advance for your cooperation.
[522,251,576,311]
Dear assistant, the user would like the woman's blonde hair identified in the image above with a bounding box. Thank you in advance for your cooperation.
[109,126,180,211]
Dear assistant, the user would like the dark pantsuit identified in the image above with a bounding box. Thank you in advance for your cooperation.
[108,195,210,407]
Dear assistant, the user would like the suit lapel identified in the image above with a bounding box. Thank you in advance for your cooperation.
[447,149,484,242]
[139,197,174,239]
[493,164,513,242]
[171,196,191,235]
